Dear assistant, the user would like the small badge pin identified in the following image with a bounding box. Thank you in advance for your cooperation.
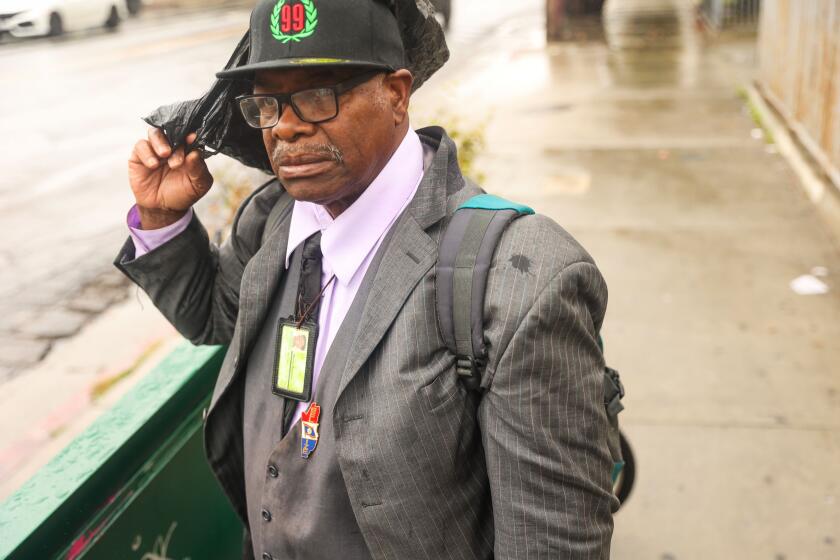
[300,402,321,459]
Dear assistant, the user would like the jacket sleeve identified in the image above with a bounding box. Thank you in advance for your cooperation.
[478,260,618,559]
[113,182,281,346]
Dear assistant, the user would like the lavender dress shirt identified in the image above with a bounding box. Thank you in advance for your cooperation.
[128,128,425,426]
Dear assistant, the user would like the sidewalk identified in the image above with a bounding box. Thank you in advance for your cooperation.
[413,4,840,557]
[0,292,180,501]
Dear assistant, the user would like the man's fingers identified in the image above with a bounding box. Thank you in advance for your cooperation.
[185,150,212,190]
[147,127,172,158]
[167,146,185,169]
[132,139,160,169]
[186,132,198,145]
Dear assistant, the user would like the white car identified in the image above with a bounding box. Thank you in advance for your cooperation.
[0,0,128,38]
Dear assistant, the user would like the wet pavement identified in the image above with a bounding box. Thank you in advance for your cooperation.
[0,8,250,379]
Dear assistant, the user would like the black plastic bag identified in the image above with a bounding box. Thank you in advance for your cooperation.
[143,0,448,174]
[143,32,272,173]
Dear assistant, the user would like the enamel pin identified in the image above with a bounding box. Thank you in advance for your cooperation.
[300,402,321,459]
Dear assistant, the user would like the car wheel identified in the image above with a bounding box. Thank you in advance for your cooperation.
[105,5,121,30]
[48,12,64,37]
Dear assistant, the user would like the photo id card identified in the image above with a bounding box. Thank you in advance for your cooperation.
[272,317,318,402]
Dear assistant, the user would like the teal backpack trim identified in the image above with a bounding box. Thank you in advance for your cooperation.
[611,461,625,483]
[458,194,535,215]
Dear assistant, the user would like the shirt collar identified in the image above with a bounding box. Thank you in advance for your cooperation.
[285,128,425,285]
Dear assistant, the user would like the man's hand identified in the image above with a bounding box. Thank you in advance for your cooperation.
[129,128,213,230]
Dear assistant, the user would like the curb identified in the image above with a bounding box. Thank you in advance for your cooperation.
[744,83,840,246]
[0,334,181,502]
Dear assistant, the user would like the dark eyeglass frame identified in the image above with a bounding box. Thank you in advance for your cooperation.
[235,70,381,129]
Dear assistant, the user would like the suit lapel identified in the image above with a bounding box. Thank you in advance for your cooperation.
[335,213,438,399]
[209,211,293,410]
[238,216,293,357]
[334,128,462,400]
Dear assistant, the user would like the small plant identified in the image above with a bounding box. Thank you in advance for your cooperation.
[443,115,488,184]
[414,106,490,184]
[737,86,775,144]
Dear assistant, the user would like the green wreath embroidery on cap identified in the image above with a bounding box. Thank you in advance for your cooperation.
[270,0,318,43]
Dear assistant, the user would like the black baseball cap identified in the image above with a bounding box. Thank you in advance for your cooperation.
[217,0,406,80]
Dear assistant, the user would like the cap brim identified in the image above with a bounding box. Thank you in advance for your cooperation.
[216,58,396,80]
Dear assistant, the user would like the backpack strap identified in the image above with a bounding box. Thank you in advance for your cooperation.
[437,194,629,494]
[436,195,627,410]
[598,335,625,418]
[436,194,535,390]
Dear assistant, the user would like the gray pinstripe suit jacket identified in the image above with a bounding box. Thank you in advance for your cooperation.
[116,127,618,559]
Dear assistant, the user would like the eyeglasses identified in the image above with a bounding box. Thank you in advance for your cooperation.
[236,71,380,129]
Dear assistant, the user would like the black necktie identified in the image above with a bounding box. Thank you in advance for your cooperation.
[283,231,323,434]
[297,232,323,323]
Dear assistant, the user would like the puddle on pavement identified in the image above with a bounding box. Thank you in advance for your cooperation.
[604,0,702,88]
[454,36,550,102]
[549,0,704,89]
[603,0,691,48]
[447,0,727,111]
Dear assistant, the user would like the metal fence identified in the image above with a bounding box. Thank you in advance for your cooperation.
[757,0,840,188]
[699,0,762,30]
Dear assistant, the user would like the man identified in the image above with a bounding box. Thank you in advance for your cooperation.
[115,0,618,558]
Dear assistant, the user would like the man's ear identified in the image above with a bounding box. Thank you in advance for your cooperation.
[385,69,413,126]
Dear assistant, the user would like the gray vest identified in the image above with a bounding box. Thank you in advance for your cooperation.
[242,242,380,560]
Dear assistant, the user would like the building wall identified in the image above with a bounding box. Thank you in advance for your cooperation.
[758,0,840,187]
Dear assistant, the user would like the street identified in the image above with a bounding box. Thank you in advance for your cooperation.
[1,0,840,557]
[0,0,542,379]
[0,8,250,376]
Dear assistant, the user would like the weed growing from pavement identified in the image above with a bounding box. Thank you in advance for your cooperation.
[737,86,776,144]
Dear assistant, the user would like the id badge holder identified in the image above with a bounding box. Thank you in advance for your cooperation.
[272,317,318,402]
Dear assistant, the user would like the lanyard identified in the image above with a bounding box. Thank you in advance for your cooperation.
[296,274,337,328]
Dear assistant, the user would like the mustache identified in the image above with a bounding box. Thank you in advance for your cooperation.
[270,143,344,165]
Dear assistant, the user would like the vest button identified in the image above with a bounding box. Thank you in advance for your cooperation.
[262,509,272,522]
[262,553,273,560]
[267,464,279,478]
